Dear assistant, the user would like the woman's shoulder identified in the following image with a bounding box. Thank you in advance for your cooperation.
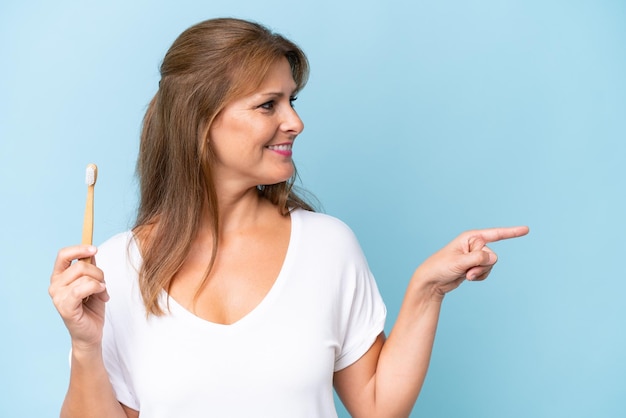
[293,209,355,235]
[97,231,135,256]
[96,231,141,272]
[292,209,363,252]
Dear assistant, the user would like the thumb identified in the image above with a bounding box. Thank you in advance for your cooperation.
[457,248,496,272]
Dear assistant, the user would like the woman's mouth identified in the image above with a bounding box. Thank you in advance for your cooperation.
[266,143,293,156]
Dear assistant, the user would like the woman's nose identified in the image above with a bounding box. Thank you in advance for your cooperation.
[281,106,304,135]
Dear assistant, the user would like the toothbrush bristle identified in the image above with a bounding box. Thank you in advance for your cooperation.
[85,164,98,186]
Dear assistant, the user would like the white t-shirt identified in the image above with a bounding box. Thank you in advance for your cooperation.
[98,209,386,418]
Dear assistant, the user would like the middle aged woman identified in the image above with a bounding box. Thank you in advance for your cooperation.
[49,17,529,418]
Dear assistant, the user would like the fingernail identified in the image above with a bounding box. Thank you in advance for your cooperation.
[88,245,97,253]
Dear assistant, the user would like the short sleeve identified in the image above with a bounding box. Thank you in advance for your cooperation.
[334,257,387,371]
[102,309,139,410]
[98,232,140,410]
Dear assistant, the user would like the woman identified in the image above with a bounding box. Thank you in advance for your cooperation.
[49,17,528,418]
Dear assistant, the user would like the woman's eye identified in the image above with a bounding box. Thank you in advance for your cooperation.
[258,97,297,111]
[259,100,275,110]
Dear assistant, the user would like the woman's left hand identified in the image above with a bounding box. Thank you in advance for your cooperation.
[413,226,529,301]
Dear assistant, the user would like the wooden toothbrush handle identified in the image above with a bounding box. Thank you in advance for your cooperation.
[79,185,94,263]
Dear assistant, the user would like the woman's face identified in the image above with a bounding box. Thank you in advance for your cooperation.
[208,58,304,192]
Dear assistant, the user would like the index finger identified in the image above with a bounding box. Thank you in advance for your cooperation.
[468,226,530,245]
[52,245,98,275]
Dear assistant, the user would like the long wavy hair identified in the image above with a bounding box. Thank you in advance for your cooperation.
[133,18,314,316]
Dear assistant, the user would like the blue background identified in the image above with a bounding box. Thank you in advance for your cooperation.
[1,0,625,416]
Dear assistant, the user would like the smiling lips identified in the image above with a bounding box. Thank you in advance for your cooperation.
[267,143,293,157]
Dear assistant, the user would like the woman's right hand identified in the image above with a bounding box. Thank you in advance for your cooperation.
[49,245,109,351]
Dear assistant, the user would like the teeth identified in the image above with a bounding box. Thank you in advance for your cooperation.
[268,144,292,150]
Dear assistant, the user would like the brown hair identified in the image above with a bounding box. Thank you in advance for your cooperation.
[133,18,314,316]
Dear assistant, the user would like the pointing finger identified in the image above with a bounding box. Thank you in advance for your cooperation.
[467,226,529,247]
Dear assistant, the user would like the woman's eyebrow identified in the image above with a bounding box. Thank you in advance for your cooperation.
[258,92,284,97]
[256,87,298,98]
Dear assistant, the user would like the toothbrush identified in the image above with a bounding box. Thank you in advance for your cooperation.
[80,163,98,263]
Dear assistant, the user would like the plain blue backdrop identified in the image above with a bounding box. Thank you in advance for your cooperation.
[1,0,625,417]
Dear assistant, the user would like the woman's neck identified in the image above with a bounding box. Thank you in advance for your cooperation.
[200,186,279,238]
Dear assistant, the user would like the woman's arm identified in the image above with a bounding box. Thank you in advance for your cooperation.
[61,346,135,418]
[334,287,442,418]
[50,245,136,418]
[334,226,529,418]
